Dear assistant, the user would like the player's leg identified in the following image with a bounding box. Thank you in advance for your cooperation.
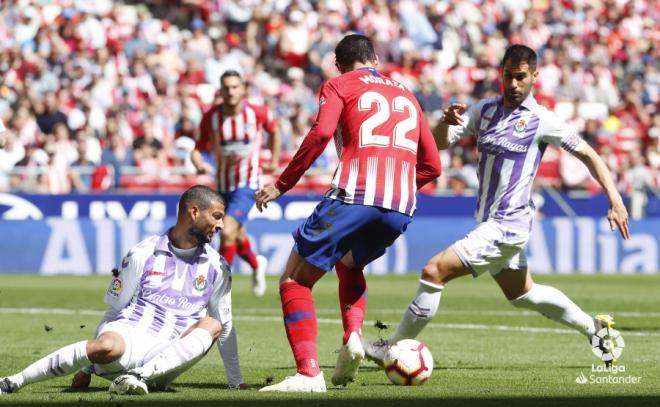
[219,213,240,264]
[388,248,471,344]
[496,267,599,338]
[237,224,267,297]
[261,199,368,392]
[1,332,125,394]
[223,187,267,296]
[110,317,221,395]
[364,222,506,366]
[336,251,367,345]
[331,209,413,386]
[259,251,327,392]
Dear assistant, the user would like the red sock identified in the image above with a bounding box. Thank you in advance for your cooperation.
[280,281,320,377]
[237,238,259,270]
[336,261,367,344]
[220,243,237,265]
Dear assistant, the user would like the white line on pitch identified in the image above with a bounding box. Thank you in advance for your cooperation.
[1,307,658,337]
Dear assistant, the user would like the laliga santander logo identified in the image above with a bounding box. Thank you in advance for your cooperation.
[591,327,625,364]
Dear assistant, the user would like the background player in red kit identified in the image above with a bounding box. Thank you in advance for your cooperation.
[192,70,280,297]
[255,34,441,392]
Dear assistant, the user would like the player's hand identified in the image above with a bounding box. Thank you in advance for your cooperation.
[262,162,279,173]
[255,183,281,212]
[441,104,468,126]
[196,162,213,175]
[608,201,630,240]
[70,370,91,389]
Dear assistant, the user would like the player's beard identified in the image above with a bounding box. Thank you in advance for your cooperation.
[189,224,212,245]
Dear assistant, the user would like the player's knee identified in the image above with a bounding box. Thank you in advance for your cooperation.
[221,226,237,241]
[88,335,123,363]
[197,317,222,339]
[421,261,442,284]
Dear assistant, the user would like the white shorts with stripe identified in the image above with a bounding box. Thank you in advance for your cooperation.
[93,321,202,389]
[451,220,530,277]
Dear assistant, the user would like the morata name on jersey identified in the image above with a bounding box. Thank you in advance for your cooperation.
[358,75,405,90]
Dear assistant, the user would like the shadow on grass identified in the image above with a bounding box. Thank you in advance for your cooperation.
[1,396,659,407]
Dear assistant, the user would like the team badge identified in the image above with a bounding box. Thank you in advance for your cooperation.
[319,96,326,106]
[514,118,527,133]
[193,275,208,292]
[107,278,122,297]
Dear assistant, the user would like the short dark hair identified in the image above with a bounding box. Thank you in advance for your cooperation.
[178,185,225,216]
[502,44,537,71]
[220,70,244,85]
[334,34,377,69]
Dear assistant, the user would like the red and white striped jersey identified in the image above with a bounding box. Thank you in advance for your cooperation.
[196,101,276,192]
[276,68,441,215]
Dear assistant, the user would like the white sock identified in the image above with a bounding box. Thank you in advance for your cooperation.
[389,280,444,343]
[9,341,89,389]
[133,328,213,380]
[510,284,596,338]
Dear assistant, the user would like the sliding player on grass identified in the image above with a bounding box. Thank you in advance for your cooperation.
[363,44,630,366]
[1,186,246,395]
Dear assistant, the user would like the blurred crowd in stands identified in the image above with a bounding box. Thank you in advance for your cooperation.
[0,0,657,200]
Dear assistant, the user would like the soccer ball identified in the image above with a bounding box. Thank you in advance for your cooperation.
[383,339,433,385]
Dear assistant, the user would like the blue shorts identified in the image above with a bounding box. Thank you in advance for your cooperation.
[293,198,413,271]
[220,187,256,225]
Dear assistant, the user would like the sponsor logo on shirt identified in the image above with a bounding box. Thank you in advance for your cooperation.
[146,270,167,277]
[480,135,529,153]
[194,275,208,292]
[107,278,122,297]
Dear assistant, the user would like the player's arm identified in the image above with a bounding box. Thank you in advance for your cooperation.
[191,112,215,174]
[255,81,343,211]
[97,252,143,333]
[262,107,281,172]
[541,115,630,240]
[432,101,485,150]
[415,107,442,189]
[572,144,629,239]
[207,260,246,389]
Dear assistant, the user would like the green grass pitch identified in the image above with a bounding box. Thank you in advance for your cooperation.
[0,273,658,406]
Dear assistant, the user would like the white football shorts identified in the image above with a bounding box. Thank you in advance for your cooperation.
[94,321,171,377]
[451,220,529,277]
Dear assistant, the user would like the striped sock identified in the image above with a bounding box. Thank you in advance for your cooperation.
[336,261,367,344]
[12,340,89,388]
[280,281,320,377]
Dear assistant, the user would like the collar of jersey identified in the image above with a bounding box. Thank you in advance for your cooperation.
[355,67,380,77]
[154,230,209,262]
[499,93,538,111]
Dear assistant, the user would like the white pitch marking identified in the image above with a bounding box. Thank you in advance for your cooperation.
[1,308,658,337]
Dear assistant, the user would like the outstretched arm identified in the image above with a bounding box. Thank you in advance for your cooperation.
[572,145,630,239]
[255,81,343,211]
[433,103,468,150]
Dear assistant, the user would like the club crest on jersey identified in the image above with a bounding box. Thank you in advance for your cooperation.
[108,278,122,297]
[514,118,527,133]
[319,96,326,106]
[193,275,208,292]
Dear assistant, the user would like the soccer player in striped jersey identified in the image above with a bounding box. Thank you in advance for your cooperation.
[192,70,280,297]
[363,44,630,367]
[255,34,442,392]
[0,186,246,395]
